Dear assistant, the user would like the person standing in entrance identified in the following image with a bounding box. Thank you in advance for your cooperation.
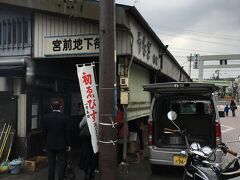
[230,97,237,117]
[43,99,71,180]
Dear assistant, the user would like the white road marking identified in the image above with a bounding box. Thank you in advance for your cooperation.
[221,124,235,133]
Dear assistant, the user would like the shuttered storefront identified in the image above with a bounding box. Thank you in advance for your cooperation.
[128,63,151,121]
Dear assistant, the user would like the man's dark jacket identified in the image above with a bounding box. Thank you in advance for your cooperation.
[43,111,71,150]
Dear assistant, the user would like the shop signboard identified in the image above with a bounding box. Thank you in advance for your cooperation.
[44,34,99,56]
[77,64,99,153]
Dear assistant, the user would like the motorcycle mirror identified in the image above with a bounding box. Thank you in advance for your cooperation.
[190,142,201,151]
[167,111,180,131]
[180,150,187,156]
[167,111,177,121]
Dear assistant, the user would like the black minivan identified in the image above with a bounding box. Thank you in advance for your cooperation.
[143,82,223,173]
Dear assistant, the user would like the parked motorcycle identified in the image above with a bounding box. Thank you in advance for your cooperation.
[165,110,240,180]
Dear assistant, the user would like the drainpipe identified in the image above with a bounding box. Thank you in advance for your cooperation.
[0,57,35,85]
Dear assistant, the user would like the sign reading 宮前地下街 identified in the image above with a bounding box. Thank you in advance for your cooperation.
[44,34,99,56]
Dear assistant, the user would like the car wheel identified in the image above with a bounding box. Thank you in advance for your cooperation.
[151,164,159,174]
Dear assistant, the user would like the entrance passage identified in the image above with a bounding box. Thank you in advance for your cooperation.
[0,96,17,130]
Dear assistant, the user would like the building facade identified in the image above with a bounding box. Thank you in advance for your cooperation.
[0,1,191,158]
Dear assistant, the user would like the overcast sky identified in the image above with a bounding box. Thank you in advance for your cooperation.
[116,0,240,79]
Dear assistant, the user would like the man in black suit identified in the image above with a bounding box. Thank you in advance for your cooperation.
[43,99,71,180]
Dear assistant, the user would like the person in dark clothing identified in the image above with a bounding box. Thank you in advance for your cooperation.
[224,104,230,117]
[138,118,145,156]
[43,99,71,180]
[78,115,98,180]
[230,97,237,117]
[128,119,144,149]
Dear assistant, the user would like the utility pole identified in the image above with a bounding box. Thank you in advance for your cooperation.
[99,1,117,180]
[189,53,192,77]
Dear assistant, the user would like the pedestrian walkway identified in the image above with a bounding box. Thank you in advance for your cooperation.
[221,108,240,166]
[0,155,88,180]
[0,158,135,180]
[0,149,145,180]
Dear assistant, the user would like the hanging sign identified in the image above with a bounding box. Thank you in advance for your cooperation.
[77,64,99,153]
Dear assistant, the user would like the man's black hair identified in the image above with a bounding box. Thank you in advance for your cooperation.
[51,100,61,110]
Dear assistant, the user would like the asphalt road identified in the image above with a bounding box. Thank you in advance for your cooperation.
[118,160,184,180]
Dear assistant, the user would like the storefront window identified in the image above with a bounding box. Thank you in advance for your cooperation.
[0,17,30,49]
[31,104,39,129]
[30,96,40,130]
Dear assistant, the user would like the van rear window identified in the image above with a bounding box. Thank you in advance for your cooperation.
[169,100,213,115]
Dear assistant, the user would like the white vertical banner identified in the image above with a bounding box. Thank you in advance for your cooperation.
[77,64,99,153]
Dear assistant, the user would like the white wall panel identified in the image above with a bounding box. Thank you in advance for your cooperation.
[34,13,100,57]
[128,63,151,120]
[34,13,131,57]
[128,15,189,81]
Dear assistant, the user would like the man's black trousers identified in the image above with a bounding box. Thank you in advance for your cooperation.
[47,149,67,180]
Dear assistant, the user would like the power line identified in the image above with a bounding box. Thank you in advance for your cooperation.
[192,69,240,72]
[170,49,239,56]
[170,47,234,54]
[180,60,189,66]
[158,32,240,48]
[173,55,188,58]
[155,28,240,42]
[151,24,240,40]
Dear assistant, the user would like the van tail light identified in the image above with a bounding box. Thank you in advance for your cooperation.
[215,122,222,144]
[148,120,153,145]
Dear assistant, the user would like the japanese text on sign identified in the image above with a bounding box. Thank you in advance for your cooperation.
[137,31,159,68]
[82,72,97,122]
[44,34,99,56]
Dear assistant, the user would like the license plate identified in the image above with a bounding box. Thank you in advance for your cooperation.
[173,155,187,166]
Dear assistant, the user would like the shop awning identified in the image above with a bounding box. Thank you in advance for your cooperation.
[0,65,25,76]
